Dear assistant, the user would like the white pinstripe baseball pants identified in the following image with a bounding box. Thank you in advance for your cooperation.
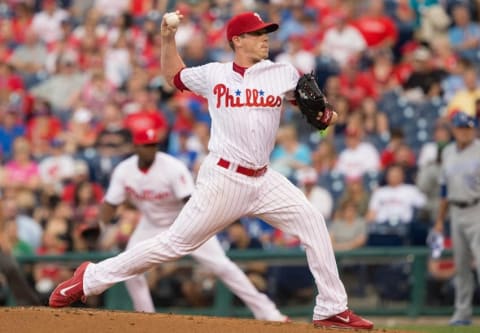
[84,153,348,319]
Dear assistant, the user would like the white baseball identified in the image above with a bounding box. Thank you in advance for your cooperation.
[165,13,180,28]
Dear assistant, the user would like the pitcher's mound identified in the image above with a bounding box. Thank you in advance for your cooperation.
[0,307,407,333]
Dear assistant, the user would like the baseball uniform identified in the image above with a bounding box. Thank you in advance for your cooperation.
[439,113,480,324]
[83,61,347,320]
[50,12,374,328]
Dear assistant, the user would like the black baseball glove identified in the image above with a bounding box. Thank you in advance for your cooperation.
[294,72,333,130]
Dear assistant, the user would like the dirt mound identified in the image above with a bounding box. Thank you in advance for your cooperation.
[0,307,409,333]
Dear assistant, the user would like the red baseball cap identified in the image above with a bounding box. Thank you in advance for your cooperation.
[226,12,278,41]
[133,128,160,145]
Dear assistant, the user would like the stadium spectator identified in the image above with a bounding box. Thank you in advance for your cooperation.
[355,97,390,139]
[8,29,48,89]
[380,128,407,169]
[0,137,40,193]
[25,99,62,144]
[62,159,104,205]
[448,3,480,64]
[366,164,427,241]
[2,196,42,252]
[329,95,350,138]
[318,10,366,68]
[275,34,316,74]
[0,61,25,104]
[367,49,400,96]
[104,32,132,88]
[182,32,215,67]
[337,175,371,218]
[89,105,132,188]
[29,51,88,115]
[403,46,446,102]
[71,180,103,225]
[446,65,480,117]
[38,138,76,193]
[351,0,398,52]
[329,200,367,251]
[10,2,34,45]
[0,104,25,162]
[67,107,98,151]
[338,56,378,110]
[94,0,130,21]
[441,58,476,103]
[30,0,69,46]
[430,35,459,74]
[70,70,116,119]
[271,125,312,179]
[334,125,380,179]
[418,120,452,168]
[295,167,334,221]
[391,0,416,55]
[3,216,33,256]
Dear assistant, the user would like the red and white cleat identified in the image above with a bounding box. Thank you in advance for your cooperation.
[49,261,91,308]
[313,309,374,330]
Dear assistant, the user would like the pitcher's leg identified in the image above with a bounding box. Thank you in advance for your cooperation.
[84,168,251,296]
[254,171,347,320]
[191,236,286,321]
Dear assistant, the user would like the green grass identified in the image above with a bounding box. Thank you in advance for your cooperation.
[390,325,477,333]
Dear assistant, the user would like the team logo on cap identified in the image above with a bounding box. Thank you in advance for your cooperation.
[253,12,263,22]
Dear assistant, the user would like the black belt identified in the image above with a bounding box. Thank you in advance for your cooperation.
[449,198,480,209]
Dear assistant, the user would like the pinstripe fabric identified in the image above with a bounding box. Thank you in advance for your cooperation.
[180,61,299,168]
[251,168,347,318]
[84,154,347,318]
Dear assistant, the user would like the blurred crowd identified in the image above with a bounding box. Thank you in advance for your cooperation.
[1,0,480,309]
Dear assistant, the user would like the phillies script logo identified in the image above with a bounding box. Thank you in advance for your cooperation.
[125,186,171,200]
[213,84,282,108]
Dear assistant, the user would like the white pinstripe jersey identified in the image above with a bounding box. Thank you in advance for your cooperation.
[104,152,195,226]
[179,60,299,168]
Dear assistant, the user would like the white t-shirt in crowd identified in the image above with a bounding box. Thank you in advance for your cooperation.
[334,142,380,179]
[368,184,427,224]
[321,25,367,67]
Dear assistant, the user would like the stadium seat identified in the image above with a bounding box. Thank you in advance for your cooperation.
[317,171,345,203]
[363,171,381,192]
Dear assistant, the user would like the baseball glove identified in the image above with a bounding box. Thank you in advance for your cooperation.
[294,72,333,130]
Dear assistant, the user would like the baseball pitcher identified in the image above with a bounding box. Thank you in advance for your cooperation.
[50,11,373,330]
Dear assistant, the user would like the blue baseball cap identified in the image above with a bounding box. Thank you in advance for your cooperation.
[451,112,477,128]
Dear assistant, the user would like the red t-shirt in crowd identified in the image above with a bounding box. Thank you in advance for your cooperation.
[352,16,398,48]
